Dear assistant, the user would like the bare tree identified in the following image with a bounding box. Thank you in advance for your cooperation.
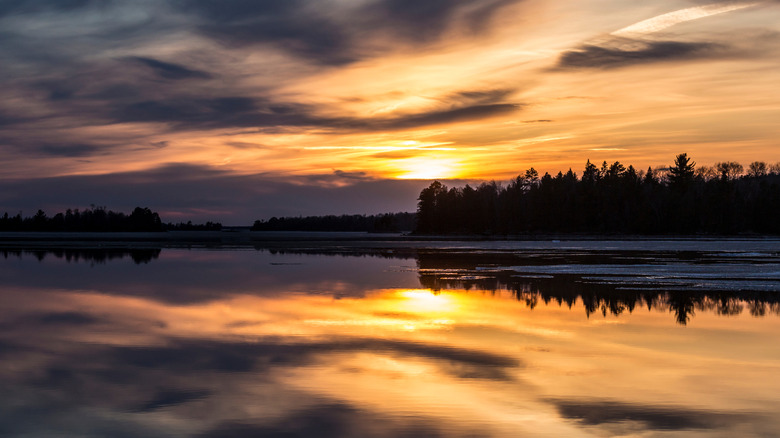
[695,165,718,181]
[748,161,768,177]
[715,161,743,180]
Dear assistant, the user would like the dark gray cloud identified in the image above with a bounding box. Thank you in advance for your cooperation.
[199,403,445,438]
[176,0,522,65]
[333,170,371,181]
[0,339,26,357]
[451,88,516,104]
[372,103,520,130]
[131,389,211,413]
[106,94,518,131]
[126,57,212,80]
[365,0,518,41]
[557,40,724,69]
[0,0,524,153]
[188,6,356,65]
[0,0,523,210]
[27,60,214,105]
[2,49,519,136]
[0,111,27,127]
[549,399,756,430]
[113,96,293,127]
[34,311,101,326]
[0,0,104,17]
[0,310,103,331]
[34,142,106,157]
[0,132,118,157]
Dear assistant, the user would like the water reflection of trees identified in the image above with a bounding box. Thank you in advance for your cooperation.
[1,248,161,264]
[3,245,778,323]
[253,247,780,324]
[417,252,780,325]
[255,246,418,260]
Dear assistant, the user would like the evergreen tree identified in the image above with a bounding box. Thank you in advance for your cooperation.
[668,153,695,190]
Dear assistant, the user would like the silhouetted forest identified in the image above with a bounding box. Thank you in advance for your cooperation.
[416,154,780,235]
[251,212,416,232]
[0,206,222,232]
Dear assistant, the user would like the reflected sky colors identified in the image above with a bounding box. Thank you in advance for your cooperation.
[2,1,780,221]
[1,246,779,436]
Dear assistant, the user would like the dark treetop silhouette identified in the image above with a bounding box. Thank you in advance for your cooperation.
[0,206,221,232]
[414,154,780,235]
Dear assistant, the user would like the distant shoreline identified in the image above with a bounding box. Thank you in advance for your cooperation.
[2,230,780,249]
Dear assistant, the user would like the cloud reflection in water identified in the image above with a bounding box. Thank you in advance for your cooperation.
[0,246,779,436]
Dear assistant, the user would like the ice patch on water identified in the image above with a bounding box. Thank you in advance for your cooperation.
[494,263,780,291]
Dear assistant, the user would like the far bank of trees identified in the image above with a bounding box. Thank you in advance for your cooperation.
[6,154,778,235]
[415,155,780,235]
[252,212,416,233]
[0,206,222,232]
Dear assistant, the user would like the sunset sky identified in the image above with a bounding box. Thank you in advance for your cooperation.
[1,0,779,222]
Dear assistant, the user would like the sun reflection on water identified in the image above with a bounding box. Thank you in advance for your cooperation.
[303,289,458,332]
[397,289,457,313]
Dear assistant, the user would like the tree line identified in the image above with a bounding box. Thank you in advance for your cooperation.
[416,154,780,235]
[251,212,416,233]
[0,206,222,232]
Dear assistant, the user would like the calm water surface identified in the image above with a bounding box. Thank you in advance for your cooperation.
[1,242,779,437]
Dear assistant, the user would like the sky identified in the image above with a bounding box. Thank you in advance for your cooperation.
[1,0,779,223]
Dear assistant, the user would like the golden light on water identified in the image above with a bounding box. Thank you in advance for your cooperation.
[397,289,457,313]
[4,254,780,438]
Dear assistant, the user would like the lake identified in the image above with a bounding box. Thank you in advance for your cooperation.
[1,239,779,437]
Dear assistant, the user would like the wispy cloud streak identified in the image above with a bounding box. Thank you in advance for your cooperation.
[612,2,760,38]
[555,1,761,70]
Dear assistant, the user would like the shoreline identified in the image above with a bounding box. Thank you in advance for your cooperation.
[2,230,780,240]
[2,231,780,252]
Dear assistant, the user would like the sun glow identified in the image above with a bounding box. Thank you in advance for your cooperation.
[395,157,461,180]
